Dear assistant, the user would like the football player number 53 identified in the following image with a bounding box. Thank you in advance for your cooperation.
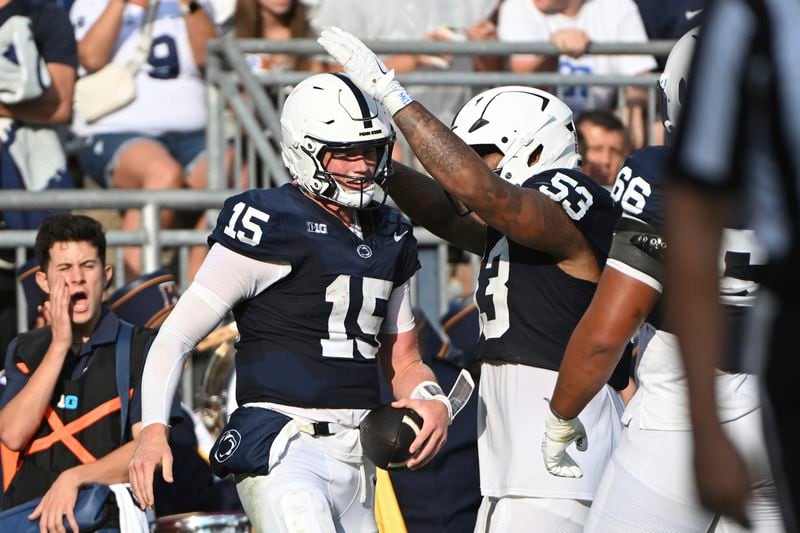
[477,237,511,339]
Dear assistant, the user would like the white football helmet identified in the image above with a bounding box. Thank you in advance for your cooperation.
[659,27,699,143]
[451,86,580,185]
[280,73,395,208]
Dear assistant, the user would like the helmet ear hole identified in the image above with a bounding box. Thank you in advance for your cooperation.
[528,145,543,168]
[451,86,580,184]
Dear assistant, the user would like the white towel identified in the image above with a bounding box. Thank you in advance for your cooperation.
[0,118,67,191]
[109,483,149,533]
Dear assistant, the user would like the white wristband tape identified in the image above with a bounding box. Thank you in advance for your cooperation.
[374,69,415,116]
[384,88,414,117]
[410,381,453,424]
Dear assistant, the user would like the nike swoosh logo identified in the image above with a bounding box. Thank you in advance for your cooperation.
[394,230,408,242]
[375,58,387,75]
[685,9,702,20]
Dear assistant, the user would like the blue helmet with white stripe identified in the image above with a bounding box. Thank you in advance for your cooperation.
[280,73,395,208]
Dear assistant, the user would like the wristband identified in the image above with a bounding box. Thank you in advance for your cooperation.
[410,381,453,424]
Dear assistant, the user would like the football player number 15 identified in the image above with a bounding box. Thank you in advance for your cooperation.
[223,202,271,246]
[323,275,392,359]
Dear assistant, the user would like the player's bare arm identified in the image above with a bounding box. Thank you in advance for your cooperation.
[394,102,592,262]
[378,329,449,470]
[319,27,597,273]
[665,184,752,525]
[551,267,658,419]
[541,266,658,479]
[389,162,486,255]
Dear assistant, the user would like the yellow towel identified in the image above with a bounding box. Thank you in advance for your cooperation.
[374,468,407,533]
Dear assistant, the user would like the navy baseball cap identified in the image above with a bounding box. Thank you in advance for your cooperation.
[106,269,181,329]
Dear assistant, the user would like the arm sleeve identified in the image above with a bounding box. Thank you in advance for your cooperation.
[140,244,291,426]
[130,336,183,427]
[380,281,415,335]
[606,215,665,292]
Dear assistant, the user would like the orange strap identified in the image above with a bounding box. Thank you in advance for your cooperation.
[1,445,20,491]
[15,362,30,375]
[26,389,134,464]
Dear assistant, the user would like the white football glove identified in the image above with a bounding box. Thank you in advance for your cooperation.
[317,26,414,116]
[542,403,587,478]
[0,16,51,104]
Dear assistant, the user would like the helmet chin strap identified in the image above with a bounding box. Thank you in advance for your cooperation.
[308,168,379,209]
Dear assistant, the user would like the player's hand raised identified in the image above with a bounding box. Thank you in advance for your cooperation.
[317,27,414,116]
[542,402,587,478]
[392,397,448,470]
[128,424,173,510]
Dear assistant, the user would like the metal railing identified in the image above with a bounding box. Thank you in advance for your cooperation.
[204,38,671,190]
[0,190,450,407]
[0,189,452,329]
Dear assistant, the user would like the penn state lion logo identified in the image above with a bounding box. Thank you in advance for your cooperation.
[214,429,242,463]
[357,244,372,259]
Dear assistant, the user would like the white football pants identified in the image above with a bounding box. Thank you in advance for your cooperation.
[236,429,377,533]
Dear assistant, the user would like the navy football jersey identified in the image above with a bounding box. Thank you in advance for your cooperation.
[209,184,420,409]
[475,168,621,371]
[611,145,669,233]
[610,146,765,342]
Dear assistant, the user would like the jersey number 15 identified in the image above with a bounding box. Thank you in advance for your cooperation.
[223,202,271,246]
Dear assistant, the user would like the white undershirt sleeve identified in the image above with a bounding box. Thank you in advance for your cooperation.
[380,281,415,335]
[140,244,292,427]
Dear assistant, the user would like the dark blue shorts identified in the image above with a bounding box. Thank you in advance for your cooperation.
[78,130,206,188]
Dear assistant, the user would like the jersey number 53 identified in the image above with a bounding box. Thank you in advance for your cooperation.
[538,172,594,221]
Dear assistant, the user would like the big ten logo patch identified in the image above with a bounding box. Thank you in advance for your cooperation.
[158,280,180,307]
[307,222,328,234]
[57,394,79,410]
